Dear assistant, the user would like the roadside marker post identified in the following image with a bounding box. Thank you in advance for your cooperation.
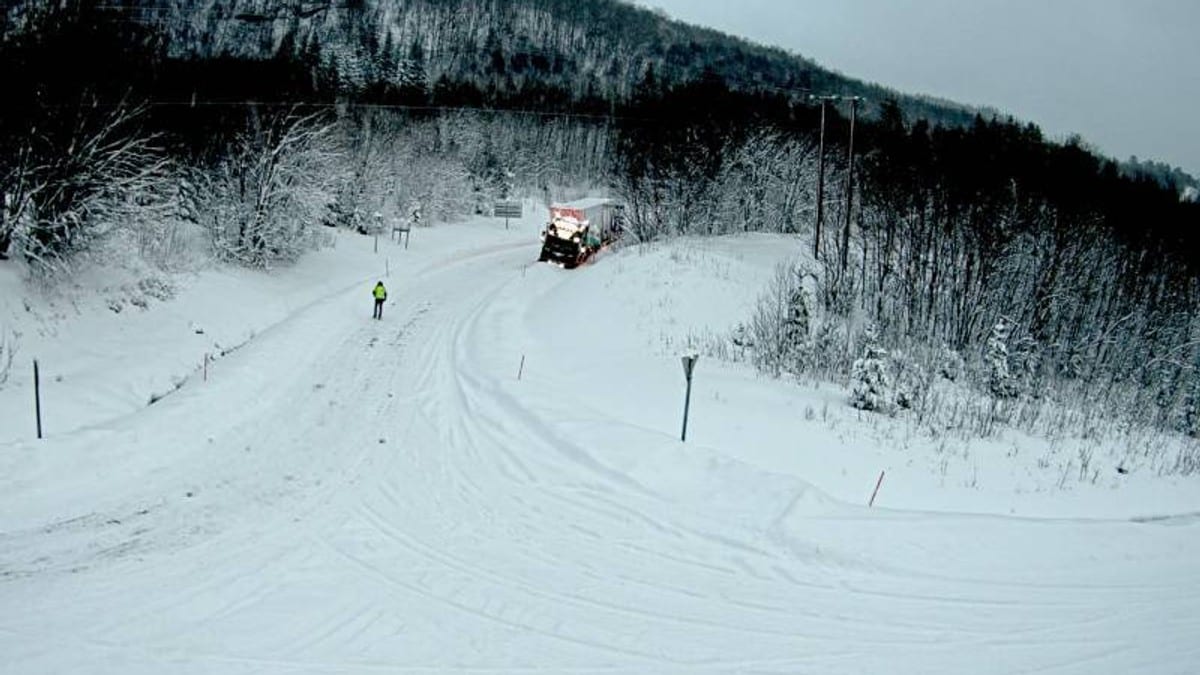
[33,359,43,439]
[680,354,699,442]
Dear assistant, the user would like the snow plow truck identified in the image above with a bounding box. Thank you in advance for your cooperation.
[537,198,624,268]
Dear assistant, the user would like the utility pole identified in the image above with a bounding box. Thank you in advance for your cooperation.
[841,96,860,275]
[809,94,864,264]
[814,98,827,261]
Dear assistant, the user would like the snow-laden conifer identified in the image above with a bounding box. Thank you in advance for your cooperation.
[986,317,1018,399]
[850,325,894,413]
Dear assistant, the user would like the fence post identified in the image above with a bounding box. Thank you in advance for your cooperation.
[680,355,699,442]
[33,359,42,439]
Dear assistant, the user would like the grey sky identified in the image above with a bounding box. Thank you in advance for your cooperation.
[634,0,1200,176]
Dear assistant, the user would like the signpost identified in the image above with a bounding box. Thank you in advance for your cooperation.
[494,200,522,230]
[680,354,698,442]
[392,221,411,249]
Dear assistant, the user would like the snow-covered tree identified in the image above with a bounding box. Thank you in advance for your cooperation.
[712,131,817,235]
[329,112,398,232]
[848,322,893,411]
[199,111,342,267]
[986,317,1018,398]
[782,281,813,372]
[850,345,894,413]
[730,321,753,360]
[0,101,172,271]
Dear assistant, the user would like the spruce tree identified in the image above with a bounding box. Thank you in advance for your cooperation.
[986,317,1018,398]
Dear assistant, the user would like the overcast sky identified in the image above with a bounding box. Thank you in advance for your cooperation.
[633,0,1200,176]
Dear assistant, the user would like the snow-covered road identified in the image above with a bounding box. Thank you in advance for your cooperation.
[2,230,1198,673]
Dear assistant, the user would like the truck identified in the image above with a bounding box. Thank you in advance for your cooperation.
[537,198,624,268]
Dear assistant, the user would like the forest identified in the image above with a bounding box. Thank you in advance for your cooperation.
[1,0,1197,447]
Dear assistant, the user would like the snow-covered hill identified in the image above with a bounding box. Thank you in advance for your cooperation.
[1,214,1198,673]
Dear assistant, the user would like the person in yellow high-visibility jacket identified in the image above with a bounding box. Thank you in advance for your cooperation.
[372,281,387,320]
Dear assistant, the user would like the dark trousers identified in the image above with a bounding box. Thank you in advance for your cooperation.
[373,298,384,319]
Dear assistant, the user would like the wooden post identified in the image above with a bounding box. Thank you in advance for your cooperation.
[33,359,42,439]
[203,353,209,382]
[518,354,525,380]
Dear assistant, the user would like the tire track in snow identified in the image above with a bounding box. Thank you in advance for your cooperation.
[7,235,1200,674]
[0,258,445,666]
[384,245,1200,671]
[327,247,1023,661]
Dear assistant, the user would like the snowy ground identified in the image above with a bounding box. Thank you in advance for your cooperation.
[1,212,1198,674]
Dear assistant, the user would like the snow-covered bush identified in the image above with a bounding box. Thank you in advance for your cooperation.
[1010,334,1043,396]
[1175,377,1200,438]
[891,350,929,410]
[0,327,15,389]
[134,213,193,270]
[939,344,964,382]
[743,262,825,378]
[137,276,176,302]
[730,322,753,360]
[810,320,850,378]
[746,262,804,376]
